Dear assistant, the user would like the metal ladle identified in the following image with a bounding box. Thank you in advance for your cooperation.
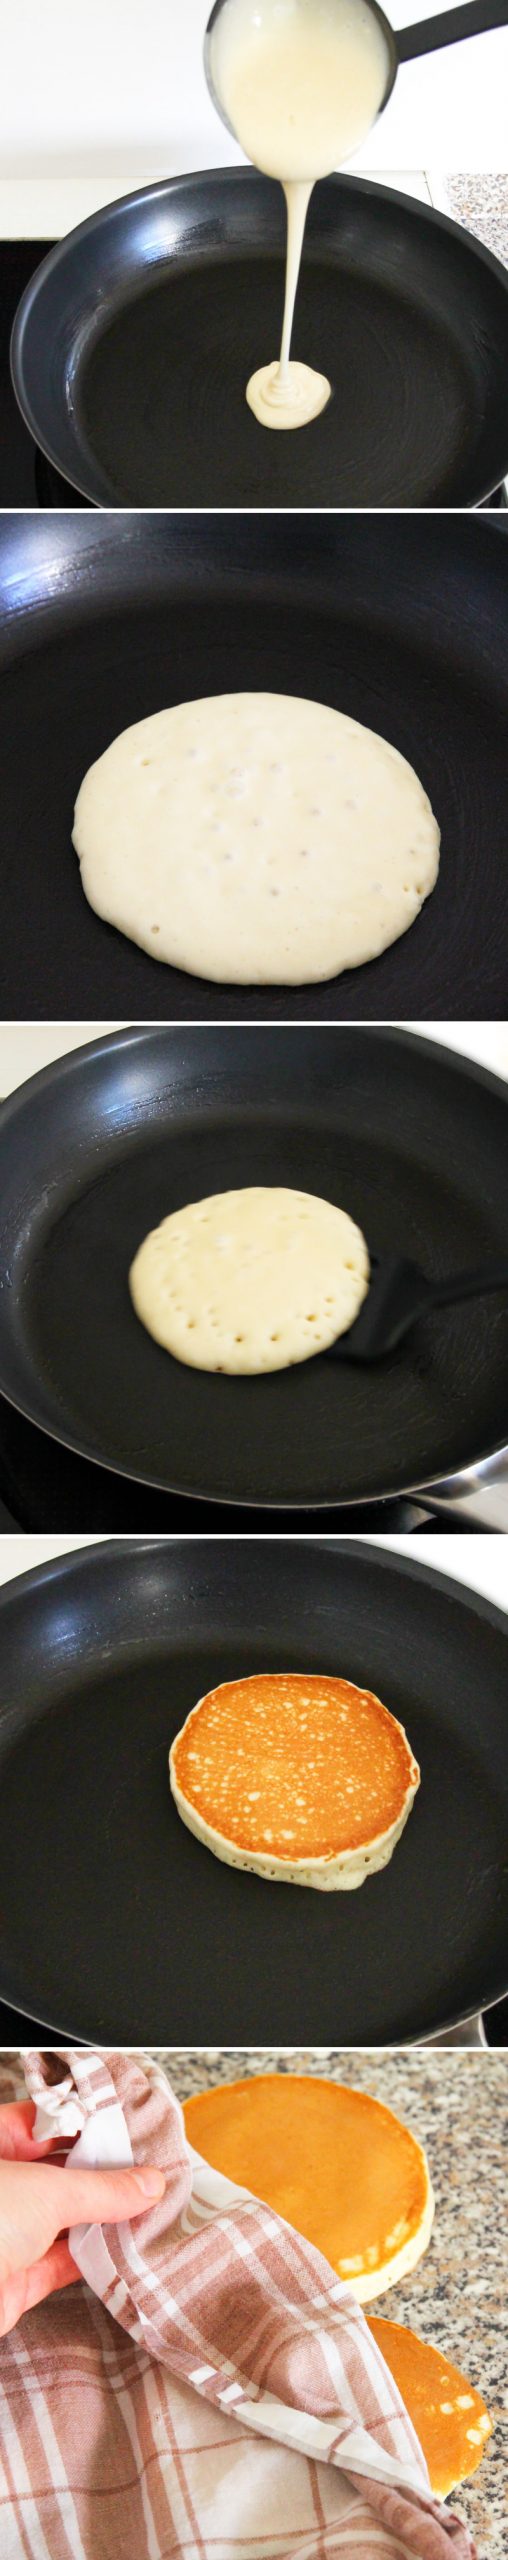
[205,0,508,142]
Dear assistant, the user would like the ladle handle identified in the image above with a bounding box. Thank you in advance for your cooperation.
[397,0,508,63]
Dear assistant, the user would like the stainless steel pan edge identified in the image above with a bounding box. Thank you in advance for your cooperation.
[430,2012,487,2045]
[421,1450,508,1528]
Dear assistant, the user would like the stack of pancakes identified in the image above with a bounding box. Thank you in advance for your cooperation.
[184,2071,492,2500]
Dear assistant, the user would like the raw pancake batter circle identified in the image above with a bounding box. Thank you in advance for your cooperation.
[129,1184,370,1373]
[246,355,332,428]
[72,691,440,986]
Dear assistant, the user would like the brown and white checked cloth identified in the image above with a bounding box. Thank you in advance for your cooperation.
[0,2050,479,2560]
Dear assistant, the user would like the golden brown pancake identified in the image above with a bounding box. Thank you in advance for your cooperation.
[368,2317,492,2495]
[184,2074,434,2302]
[170,1670,420,1890]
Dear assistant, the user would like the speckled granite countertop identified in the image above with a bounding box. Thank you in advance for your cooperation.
[153,2048,507,2557]
[444,175,508,270]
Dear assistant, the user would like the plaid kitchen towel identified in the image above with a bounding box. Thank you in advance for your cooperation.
[0,2051,478,2560]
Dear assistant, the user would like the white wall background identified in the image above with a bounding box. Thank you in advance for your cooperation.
[2,0,507,177]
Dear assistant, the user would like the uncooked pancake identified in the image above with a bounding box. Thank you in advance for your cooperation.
[245,173,332,429]
[184,2074,434,2302]
[72,692,440,986]
[169,1669,420,1887]
[367,2318,492,2495]
[129,1185,369,1374]
[246,350,332,429]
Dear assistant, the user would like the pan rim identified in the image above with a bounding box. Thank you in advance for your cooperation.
[10,167,508,510]
[3,1523,508,1644]
[0,1027,507,1510]
[0,1532,506,2045]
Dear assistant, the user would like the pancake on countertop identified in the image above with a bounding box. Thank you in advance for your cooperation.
[368,2317,492,2496]
[184,2073,434,2302]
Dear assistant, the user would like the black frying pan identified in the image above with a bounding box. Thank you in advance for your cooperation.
[1,1025,508,1510]
[0,511,507,1023]
[0,1534,506,2043]
[10,169,508,509]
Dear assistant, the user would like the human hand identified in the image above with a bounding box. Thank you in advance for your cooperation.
[0,2100,165,2337]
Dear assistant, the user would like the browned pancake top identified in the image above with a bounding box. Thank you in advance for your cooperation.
[172,1670,419,1860]
[185,2074,429,2281]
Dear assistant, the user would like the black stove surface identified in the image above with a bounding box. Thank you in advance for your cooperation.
[2,240,506,510]
[1,242,91,505]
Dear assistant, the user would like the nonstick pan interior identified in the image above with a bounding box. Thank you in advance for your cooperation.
[1,1027,508,1509]
[0,511,507,1023]
[0,1536,506,2044]
[10,172,508,508]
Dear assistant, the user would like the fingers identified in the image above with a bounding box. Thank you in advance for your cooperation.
[0,2101,58,2162]
[0,2159,167,2293]
[34,2161,166,2241]
[0,2239,77,2340]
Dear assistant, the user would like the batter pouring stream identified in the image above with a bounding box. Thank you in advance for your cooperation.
[208,0,391,427]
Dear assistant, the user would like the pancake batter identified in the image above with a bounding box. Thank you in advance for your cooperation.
[129,1185,370,1373]
[208,0,390,426]
[73,691,440,985]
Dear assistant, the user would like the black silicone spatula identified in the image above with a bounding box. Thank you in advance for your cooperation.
[327,1254,508,1362]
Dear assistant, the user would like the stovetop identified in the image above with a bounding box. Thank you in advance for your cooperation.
[2,240,507,509]
[1,242,91,505]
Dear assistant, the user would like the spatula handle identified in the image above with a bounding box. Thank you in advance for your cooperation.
[430,1259,508,1309]
[397,0,508,63]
